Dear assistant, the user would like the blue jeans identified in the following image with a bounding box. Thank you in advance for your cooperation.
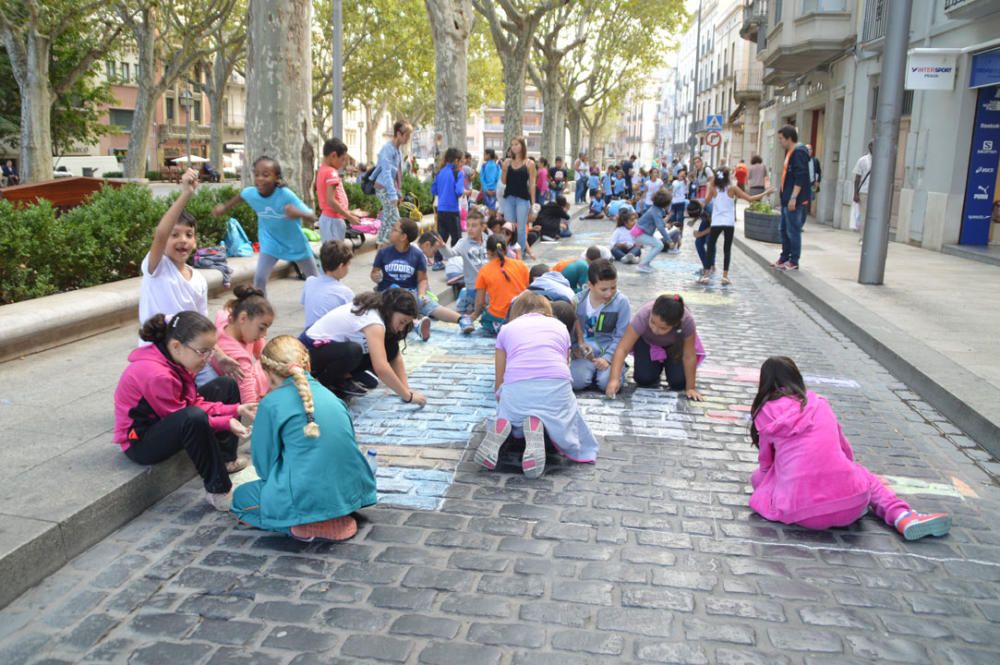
[575,178,587,203]
[502,196,531,251]
[779,205,807,265]
[671,203,686,223]
[611,245,641,261]
[636,232,662,267]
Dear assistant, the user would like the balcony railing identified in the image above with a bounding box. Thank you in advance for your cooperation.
[861,0,887,43]
[740,0,768,43]
[734,68,764,98]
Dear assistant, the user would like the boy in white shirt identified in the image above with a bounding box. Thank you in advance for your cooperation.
[302,240,355,329]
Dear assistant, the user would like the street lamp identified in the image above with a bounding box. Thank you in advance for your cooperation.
[178,88,194,169]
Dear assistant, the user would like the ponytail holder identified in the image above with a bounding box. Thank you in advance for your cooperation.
[288,363,303,372]
[673,294,680,301]
[169,315,180,329]
[305,412,315,423]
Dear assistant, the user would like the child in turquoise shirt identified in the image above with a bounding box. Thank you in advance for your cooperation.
[231,335,377,542]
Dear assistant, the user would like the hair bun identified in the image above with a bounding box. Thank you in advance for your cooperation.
[233,284,265,300]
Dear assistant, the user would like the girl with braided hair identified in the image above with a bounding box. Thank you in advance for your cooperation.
[231,335,377,542]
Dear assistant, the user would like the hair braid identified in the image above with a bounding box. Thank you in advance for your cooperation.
[261,336,319,438]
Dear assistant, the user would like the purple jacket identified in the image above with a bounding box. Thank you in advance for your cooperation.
[113,344,238,449]
[750,391,870,525]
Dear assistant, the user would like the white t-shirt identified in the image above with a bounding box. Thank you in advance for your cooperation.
[610,226,634,248]
[139,253,208,327]
[305,302,383,353]
[853,154,872,195]
[580,246,612,260]
[644,178,663,205]
[576,160,589,181]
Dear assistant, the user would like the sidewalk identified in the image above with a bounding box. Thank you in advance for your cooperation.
[734,203,1000,451]
[0,221,443,609]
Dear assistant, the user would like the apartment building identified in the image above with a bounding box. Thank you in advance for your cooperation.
[742,0,1000,252]
[614,80,665,166]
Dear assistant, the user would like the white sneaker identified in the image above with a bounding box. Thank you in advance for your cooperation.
[637,265,653,274]
[206,491,232,512]
[625,255,639,264]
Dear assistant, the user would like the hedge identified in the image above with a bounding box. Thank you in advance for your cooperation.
[343,174,434,215]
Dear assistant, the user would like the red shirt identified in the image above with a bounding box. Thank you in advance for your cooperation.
[734,164,748,185]
[316,164,348,218]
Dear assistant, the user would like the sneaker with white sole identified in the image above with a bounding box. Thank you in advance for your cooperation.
[894,511,951,541]
[355,371,379,390]
[206,491,232,512]
[419,317,432,341]
[474,418,511,470]
[522,416,546,479]
[459,314,475,334]
[637,265,653,274]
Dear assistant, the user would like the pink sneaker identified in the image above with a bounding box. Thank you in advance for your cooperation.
[769,258,786,269]
[894,511,951,541]
[522,416,546,479]
[474,418,511,470]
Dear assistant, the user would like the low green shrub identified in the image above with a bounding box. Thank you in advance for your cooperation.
[344,182,380,216]
[0,199,59,303]
[747,200,779,214]
[168,185,257,245]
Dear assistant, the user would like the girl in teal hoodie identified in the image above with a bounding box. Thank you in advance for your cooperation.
[231,335,377,542]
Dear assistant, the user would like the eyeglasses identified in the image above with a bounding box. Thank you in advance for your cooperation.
[185,344,215,358]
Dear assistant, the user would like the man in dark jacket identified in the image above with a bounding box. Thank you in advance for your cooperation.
[774,126,811,270]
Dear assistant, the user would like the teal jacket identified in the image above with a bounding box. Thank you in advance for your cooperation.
[248,376,376,529]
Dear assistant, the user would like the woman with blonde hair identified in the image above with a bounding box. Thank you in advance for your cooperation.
[231,335,377,542]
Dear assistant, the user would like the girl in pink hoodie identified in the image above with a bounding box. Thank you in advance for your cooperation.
[749,356,951,541]
[212,285,274,405]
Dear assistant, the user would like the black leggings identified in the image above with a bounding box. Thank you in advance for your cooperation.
[632,338,686,390]
[437,211,461,247]
[307,340,399,391]
[124,377,240,494]
[707,226,734,272]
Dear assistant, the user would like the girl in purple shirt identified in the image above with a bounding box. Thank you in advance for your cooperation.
[475,293,598,478]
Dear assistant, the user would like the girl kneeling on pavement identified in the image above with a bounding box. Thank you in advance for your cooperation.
[476,293,599,478]
[605,294,706,401]
[300,290,428,405]
[749,356,951,540]
[231,336,377,542]
[114,312,257,511]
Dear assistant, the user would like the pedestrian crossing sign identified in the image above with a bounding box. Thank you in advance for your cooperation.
[706,115,724,131]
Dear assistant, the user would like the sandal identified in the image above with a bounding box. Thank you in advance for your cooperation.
[697,275,710,284]
[290,515,358,542]
[721,276,731,286]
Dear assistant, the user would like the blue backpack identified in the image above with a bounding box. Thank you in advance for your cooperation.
[224,217,253,257]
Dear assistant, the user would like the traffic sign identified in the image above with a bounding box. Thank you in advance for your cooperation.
[706,114,724,131]
[706,131,722,148]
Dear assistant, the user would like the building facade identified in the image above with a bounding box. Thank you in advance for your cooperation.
[742,0,1000,250]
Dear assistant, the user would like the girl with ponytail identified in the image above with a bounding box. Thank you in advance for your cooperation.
[113,311,258,512]
[472,235,530,335]
[212,285,275,404]
[231,336,377,542]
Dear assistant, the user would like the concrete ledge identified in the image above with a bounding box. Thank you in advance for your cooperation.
[734,234,1000,454]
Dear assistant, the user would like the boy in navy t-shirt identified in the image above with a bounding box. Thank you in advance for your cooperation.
[371,219,472,339]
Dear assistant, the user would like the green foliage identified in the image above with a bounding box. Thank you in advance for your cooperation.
[747,200,779,215]
[344,182,380,215]
[0,183,262,304]
[402,174,433,214]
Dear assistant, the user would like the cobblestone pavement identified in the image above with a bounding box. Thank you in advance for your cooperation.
[2,220,1000,665]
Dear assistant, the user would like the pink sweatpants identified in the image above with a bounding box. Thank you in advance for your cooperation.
[797,465,911,530]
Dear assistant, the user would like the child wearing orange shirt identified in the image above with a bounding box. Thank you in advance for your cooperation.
[473,235,530,335]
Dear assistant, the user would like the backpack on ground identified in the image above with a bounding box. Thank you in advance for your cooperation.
[223,218,254,257]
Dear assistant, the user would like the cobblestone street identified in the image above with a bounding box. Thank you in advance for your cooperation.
[1,220,998,665]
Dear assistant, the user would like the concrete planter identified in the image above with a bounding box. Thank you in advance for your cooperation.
[744,210,782,244]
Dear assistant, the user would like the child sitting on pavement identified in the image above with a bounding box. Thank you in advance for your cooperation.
[749,356,951,541]
[552,246,604,293]
[526,263,575,303]
[139,168,242,386]
[302,240,355,329]
[570,259,631,392]
[371,218,474,339]
[212,286,275,406]
[475,292,599,478]
[533,195,573,241]
[114,312,256,511]
[231,335,377,543]
[417,208,488,317]
[472,235,530,335]
[583,190,606,219]
[610,209,642,264]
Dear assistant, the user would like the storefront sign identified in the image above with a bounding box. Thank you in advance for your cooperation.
[960,86,1000,245]
[905,52,958,90]
[970,48,1000,89]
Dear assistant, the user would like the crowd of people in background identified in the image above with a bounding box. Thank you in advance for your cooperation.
[109,120,951,547]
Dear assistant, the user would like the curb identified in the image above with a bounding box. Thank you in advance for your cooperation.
[0,270,455,611]
[733,234,1000,455]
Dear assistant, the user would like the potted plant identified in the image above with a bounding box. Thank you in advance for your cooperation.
[743,200,781,243]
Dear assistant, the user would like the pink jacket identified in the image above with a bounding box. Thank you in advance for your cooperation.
[113,344,239,449]
[211,309,269,404]
[750,391,870,525]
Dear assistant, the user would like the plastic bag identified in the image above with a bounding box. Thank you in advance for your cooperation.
[850,202,862,231]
